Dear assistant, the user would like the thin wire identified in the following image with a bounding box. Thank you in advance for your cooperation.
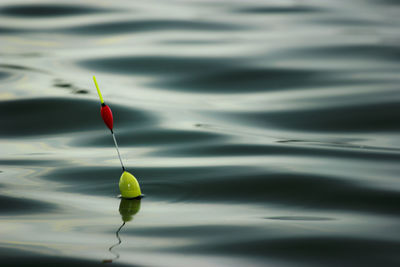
[112,132,125,171]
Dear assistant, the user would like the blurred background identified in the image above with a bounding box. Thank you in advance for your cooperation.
[1,0,400,266]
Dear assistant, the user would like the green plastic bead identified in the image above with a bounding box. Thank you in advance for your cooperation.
[119,171,141,199]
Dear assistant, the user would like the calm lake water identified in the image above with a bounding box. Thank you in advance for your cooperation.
[1,0,400,266]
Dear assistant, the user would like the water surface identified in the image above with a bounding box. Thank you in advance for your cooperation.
[1,0,400,266]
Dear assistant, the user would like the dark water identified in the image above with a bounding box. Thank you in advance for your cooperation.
[1,0,400,266]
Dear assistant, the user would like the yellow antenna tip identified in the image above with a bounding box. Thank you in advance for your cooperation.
[93,76,104,104]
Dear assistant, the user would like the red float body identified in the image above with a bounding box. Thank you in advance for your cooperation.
[101,104,113,131]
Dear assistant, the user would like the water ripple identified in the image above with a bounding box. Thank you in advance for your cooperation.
[42,165,400,216]
[63,19,244,35]
[1,0,400,266]
[0,71,11,80]
[230,101,400,132]
[0,247,138,267]
[173,236,400,266]
[156,143,400,161]
[0,195,57,215]
[0,4,110,17]
[234,5,322,14]
[266,216,335,221]
[294,44,400,62]
[72,128,224,147]
[0,98,154,137]
[79,56,236,76]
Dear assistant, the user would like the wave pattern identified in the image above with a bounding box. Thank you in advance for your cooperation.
[1,0,400,266]
[0,4,110,17]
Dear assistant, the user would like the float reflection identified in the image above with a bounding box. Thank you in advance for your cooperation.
[103,198,141,263]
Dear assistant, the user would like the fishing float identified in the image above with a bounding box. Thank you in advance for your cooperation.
[93,76,142,199]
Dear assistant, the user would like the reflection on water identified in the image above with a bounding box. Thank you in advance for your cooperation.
[103,222,125,264]
[103,199,141,264]
[1,0,400,266]
[119,198,141,223]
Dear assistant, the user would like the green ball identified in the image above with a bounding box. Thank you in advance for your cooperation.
[119,171,141,199]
